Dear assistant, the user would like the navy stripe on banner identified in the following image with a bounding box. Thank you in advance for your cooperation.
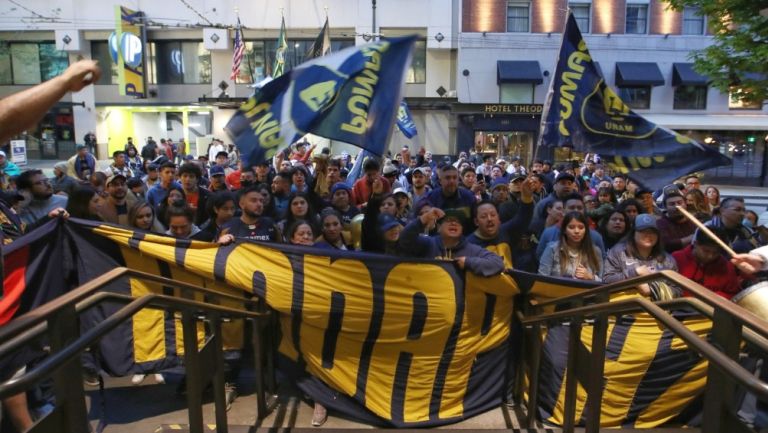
[428,266,466,420]
[390,351,413,424]
[289,254,305,368]
[322,291,345,369]
[480,294,496,336]
[156,259,177,356]
[213,246,232,282]
[127,231,146,249]
[606,315,635,361]
[407,292,427,340]
[354,264,392,403]
[173,239,189,266]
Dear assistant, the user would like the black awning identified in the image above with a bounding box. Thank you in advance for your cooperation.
[497,61,543,85]
[672,63,708,86]
[615,62,665,87]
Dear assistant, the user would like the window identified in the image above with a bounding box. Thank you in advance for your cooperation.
[500,83,534,103]
[90,41,119,85]
[729,89,762,110]
[682,7,705,35]
[618,86,651,109]
[234,42,266,84]
[626,4,648,34]
[507,2,530,33]
[570,3,591,33]
[406,40,427,83]
[674,86,707,109]
[149,41,210,84]
[0,42,68,85]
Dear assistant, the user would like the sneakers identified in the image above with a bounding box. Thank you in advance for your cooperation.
[225,382,237,412]
[83,370,101,387]
[312,403,328,427]
[132,373,165,385]
[131,374,146,385]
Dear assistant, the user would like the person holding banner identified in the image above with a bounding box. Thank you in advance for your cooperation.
[400,207,504,277]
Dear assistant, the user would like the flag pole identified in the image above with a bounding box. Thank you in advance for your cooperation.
[532,9,571,168]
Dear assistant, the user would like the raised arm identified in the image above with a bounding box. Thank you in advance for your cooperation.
[0,60,101,144]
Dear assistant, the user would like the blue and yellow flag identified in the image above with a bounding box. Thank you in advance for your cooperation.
[396,100,418,138]
[540,13,730,190]
[226,36,416,167]
[272,16,288,78]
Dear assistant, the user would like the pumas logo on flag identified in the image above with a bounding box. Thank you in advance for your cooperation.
[299,79,339,112]
[540,12,730,190]
[580,82,657,139]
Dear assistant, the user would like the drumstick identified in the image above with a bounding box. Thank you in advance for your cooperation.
[675,205,738,257]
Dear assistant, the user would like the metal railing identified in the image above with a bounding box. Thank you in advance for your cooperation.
[517,269,768,433]
[0,267,273,433]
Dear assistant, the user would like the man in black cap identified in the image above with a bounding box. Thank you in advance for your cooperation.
[400,206,504,277]
[529,172,578,237]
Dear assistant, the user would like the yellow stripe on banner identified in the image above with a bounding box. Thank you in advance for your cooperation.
[635,317,711,427]
[440,272,518,419]
[299,255,374,396]
[368,263,456,423]
[123,247,168,363]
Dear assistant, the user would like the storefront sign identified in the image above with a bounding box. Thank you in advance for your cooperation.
[10,140,27,166]
[114,6,147,98]
[452,103,543,115]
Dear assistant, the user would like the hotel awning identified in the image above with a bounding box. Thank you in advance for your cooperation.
[615,62,665,87]
[672,63,708,86]
[497,61,543,85]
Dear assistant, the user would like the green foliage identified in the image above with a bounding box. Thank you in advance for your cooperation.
[666,0,768,105]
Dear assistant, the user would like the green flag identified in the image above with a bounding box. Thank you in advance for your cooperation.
[272,16,288,78]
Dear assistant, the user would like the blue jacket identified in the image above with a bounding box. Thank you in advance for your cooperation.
[400,219,504,277]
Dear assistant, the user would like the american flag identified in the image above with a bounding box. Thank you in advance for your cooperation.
[230,18,245,81]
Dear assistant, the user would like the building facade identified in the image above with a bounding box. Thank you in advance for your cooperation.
[458,0,768,185]
[0,0,458,160]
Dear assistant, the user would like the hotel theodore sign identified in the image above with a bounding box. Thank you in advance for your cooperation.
[452,104,544,115]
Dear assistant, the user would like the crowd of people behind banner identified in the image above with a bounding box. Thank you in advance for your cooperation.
[6,60,768,431]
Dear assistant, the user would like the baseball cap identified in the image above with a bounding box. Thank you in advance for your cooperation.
[491,178,509,191]
[555,172,576,183]
[184,154,195,161]
[106,173,126,186]
[330,182,352,196]
[76,143,87,150]
[439,208,468,225]
[210,165,225,176]
[634,213,658,232]
[495,158,507,165]
[147,163,158,171]
[0,151,6,157]
[511,174,526,183]
[412,166,429,176]
[378,213,402,233]
[382,163,398,175]
[392,187,409,196]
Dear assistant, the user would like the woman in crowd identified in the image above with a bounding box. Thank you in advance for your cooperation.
[598,209,630,250]
[199,191,237,240]
[66,186,103,221]
[588,186,617,228]
[125,144,143,174]
[392,188,411,226]
[378,193,398,218]
[287,219,315,246]
[685,188,711,222]
[617,198,641,224]
[127,200,165,233]
[278,192,318,240]
[744,209,759,229]
[290,165,311,194]
[604,213,679,300]
[156,185,186,228]
[538,212,603,281]
[705,185,721,213]
[361,180,403,254]
[543,198,564,230]
[315,209,351,250]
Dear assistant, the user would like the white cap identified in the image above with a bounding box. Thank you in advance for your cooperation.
[0,150,6,157]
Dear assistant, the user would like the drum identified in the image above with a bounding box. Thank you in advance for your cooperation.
[733,281,768,322]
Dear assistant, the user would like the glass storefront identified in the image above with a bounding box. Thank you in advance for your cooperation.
[473,130,534,162]
[680,130,768,182]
